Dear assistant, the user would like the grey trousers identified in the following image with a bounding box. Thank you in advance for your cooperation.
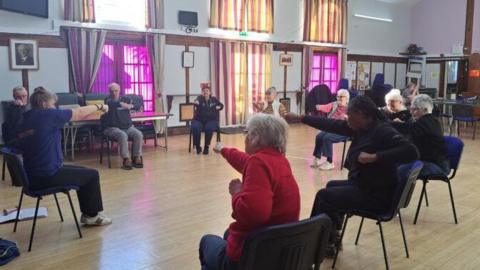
[104,126,143,159]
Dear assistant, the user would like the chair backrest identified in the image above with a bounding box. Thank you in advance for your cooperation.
[56,93,79,106]
[124,94,144,112]
[383,161,423,220]
[84,93,108,102]
[238,214,332,270]
[0,147,29,190]
[452,104,474,118]
[443,136,464,172]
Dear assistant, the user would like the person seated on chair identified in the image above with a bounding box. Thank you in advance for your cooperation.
[103,82,143,170]
[285,96,418,256]
[253,86,287,117]
[392,94,449,178]
[192,83,224,155]
[199,114,300,269]
[311,89,350,170]
[16,87,112,226]
[381,89,412,123]
[3,86,29,146]
[402,82,419,107]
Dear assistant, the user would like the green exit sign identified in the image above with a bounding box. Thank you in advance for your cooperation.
[239,31,248,37]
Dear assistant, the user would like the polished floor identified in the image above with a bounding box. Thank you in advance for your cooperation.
[0,124,479,270]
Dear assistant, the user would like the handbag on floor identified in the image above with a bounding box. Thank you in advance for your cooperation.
[0,238,20,266]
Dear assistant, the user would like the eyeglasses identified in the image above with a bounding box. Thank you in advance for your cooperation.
[337,96,347,98]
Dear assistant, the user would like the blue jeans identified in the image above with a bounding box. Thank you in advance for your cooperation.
[199,233,238,270]
[313,132,347,159]
[192,120,219,148]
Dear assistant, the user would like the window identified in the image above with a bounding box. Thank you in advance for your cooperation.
[92,43,155,112]
[309,53,338,93]
[95,0,147,27]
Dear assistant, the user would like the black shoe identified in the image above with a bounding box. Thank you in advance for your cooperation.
[132,156,143,168]
[324,243,337,258]
[196,146,202,154]
[122,158,133,170]
[203,146,209,155]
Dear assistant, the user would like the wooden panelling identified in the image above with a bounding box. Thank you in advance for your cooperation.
[273,43,303,52]
[166,35,210,47]
[347,54,408,64]
[0,33,66,48]
[464,0,475,55]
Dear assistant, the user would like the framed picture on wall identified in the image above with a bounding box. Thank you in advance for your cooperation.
[179,103,195,122]
[9,39,39,70]
[182,51,194,68]
[279,53,293,66]
[279,97,291,113]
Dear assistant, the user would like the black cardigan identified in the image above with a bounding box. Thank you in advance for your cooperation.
[302,116,419,196]
[392,114,447,166]
[3,103,27,145]
[103,96,139,130]
[194,96,224,122]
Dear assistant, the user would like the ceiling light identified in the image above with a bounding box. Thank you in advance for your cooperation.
[354,14,393,22]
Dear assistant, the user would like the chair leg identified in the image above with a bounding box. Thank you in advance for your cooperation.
[355,217,364,245]
[332,216,349,269]
[2,155,5,181]
[13,191,24,233]
[53,194,64,222]
[473,122,477,140]
[188,128,192,153]
[398,210,409,258]
[378,221,390,270]
[413,180,427,225]
[341,140,347,170]
[28,197,41,252]
[107,141,112,169]
[447,180,458,224]
[457,121,460,137]
[99,139,104,164]
[424,188,429,207]
[66,191,83,238]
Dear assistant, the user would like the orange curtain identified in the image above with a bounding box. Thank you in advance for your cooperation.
[210,0,245,31]
[64,0,95,22]
[246,0,274,33]
[303,0,347,44]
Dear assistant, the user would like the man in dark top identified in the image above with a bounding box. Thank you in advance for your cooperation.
[103,83,143,170]
[287,96,419,255]
[192,84,223,155]
[392,94,449,177]
[3,86,29,145]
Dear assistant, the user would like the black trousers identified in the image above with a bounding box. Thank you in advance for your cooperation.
[310,180,391,243]
[31,165,104,217]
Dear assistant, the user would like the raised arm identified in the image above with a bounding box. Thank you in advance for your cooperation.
[221,147,250,173]
[301,115,353,137]
[70,104,108,121]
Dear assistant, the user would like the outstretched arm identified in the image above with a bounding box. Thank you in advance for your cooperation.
[221,147,250,173]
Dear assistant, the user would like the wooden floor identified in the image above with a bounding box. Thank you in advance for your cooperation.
[1,124,480,270]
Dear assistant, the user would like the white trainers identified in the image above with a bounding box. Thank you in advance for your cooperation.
[319,162,335,171]
[310,158,324,168]
[80,213,112,226]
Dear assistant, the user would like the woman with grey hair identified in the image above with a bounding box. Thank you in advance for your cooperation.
[199,113,300,269]
[381,89,412,122]
[393,94,449,177]
[253,86,287,117]
[311,89,350,170]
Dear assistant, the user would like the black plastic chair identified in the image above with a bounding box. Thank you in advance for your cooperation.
[339,138,349,171]
[238,214,332,270]
[413,136,464,225]
[0,147,82,252]
[332,161,423,270]
[450,105,479,140]
[56,93,80,107]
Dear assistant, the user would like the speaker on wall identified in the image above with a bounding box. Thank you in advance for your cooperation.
[178,11,198,26]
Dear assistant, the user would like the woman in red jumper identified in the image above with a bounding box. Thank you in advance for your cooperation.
[199,113,300,270]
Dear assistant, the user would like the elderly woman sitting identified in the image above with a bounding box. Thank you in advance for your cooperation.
[199,114,300,270]
[253,87,287,117]
[311,89,350,170]
[381,89,412,122]
[393,94,449,178]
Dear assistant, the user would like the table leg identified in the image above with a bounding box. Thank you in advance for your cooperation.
[164,119,168,151]
[63,127,70,157]
[71,127,78,161]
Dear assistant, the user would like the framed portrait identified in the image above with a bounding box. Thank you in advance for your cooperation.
[179,103,195,122]
[9,39,39,70]
[279,97,291,113]
[182,51,194,68]
[279,53,293,66]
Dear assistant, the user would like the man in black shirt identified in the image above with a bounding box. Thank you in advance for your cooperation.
[103,83,143,170]
[3,86,29,145]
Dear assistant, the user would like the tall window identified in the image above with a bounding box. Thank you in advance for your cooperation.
[92,43,155,112]
[95,0,147,27]
[210,0,273,33]
[309,53,338,93]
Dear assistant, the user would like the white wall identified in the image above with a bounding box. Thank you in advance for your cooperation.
[347,0,411,56]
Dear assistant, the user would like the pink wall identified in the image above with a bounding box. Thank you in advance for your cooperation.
[411,0,467,55]
[473,0,480,53]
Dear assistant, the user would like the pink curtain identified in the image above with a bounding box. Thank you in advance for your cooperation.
[67,28,106,94]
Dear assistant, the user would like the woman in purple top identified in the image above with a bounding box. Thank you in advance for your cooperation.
[17,87,112,226]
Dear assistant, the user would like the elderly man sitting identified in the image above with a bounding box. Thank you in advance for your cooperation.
[3,86,29,145]
[381,89,412,123]
[103,83,143,170]
[393,94,449,177]
[253,87,287,117]
[199,114,300,270]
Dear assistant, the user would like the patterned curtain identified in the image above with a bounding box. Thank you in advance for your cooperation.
[246,43,272,119]
[303,0,348,44]
[67,28,106,93]
[302,46,314,91]
[146,34,166,113]
[146,0,164,28]
[246,0,274,33]
[64,0,96,22]
[210,0,245,31]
